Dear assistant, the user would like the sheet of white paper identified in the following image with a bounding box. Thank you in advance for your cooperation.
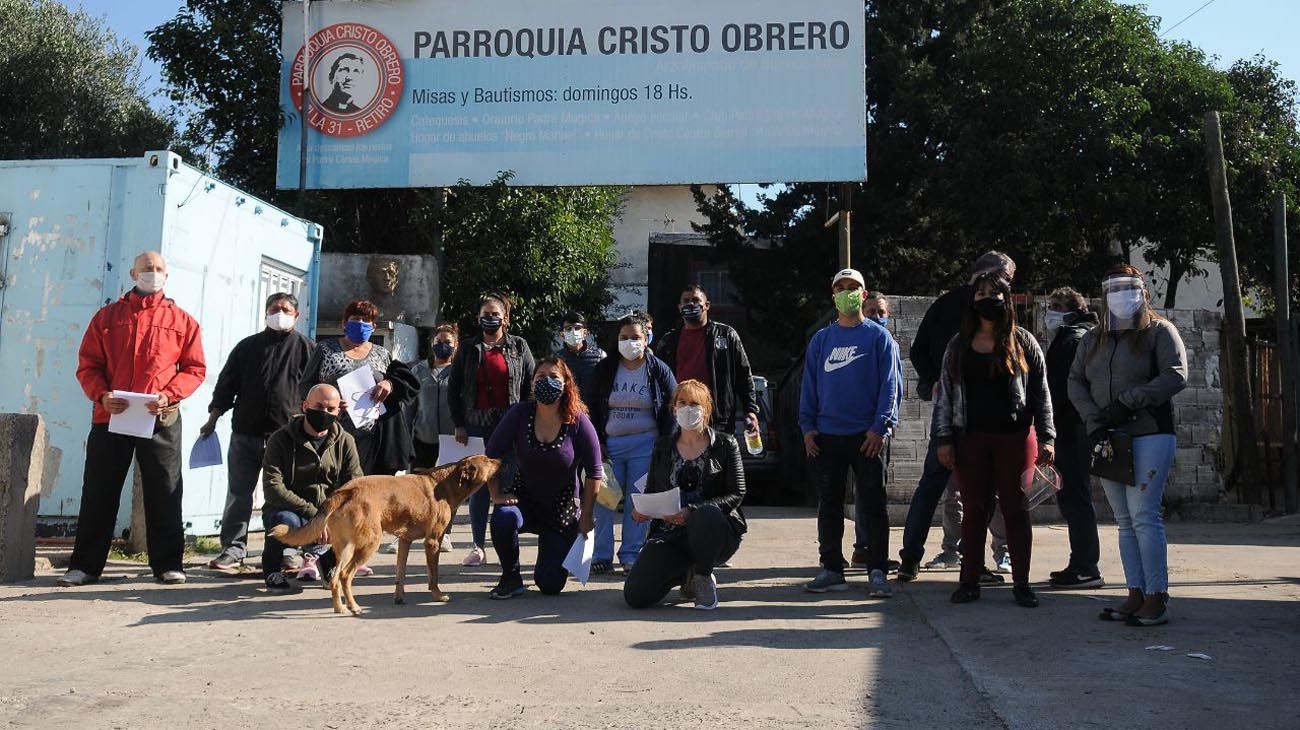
[435,435,486,466]
[631,487,682,519]
[336,367,387,429]
[632,474,648,493]
[189,433,223,468]
[107,390,158,438]
[562,531,595,585]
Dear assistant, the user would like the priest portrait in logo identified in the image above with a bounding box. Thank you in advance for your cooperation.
[322,52,365,114]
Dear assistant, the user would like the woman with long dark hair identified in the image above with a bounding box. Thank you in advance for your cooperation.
[484,358,602,598]
[934,272,1055,608]
[1069,264,1187,626]
[448,293,536,566]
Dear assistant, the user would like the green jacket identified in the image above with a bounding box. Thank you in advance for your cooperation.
[261,415,364,518]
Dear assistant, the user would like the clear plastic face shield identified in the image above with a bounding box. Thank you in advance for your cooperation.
[1102,276,1147,331]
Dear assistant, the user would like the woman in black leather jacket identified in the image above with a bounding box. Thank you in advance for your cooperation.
[623,379,746,610]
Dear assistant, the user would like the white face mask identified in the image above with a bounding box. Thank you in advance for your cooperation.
[266,311,296,332]
[675,405,705,431]
[1044,310,1069,332]
[618,339,645,361]
[1106,290,1145,319]
[562,329,585,347]
[135,271,167,293]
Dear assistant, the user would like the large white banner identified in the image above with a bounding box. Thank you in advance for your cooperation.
[277,0,866,188]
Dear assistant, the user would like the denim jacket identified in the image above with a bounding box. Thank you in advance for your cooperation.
[933,326,1055,446]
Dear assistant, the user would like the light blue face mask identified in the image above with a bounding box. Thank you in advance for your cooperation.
[1044,310,1070,331]
[869,315,889,328]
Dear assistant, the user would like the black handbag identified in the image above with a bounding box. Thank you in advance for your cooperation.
[1089,429,1136,485]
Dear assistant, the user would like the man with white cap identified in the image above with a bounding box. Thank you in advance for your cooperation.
[799,267,901,597]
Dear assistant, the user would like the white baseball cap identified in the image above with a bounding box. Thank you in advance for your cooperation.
[831,268,866,289]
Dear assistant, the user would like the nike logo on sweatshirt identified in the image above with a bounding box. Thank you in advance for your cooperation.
[824,346,869,373]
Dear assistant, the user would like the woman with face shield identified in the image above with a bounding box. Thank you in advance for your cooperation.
[1068,265,1188,626]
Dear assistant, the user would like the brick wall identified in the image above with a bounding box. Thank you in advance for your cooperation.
[881,296,1224,506]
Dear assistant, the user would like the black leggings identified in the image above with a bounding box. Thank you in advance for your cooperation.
[623,503,741,608]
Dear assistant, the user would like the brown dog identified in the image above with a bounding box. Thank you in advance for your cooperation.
[268,454,501,614]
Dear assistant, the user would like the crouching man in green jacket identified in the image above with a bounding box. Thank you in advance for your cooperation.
[261,383,364,589]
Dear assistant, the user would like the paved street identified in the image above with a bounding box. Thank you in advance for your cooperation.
[2,508,1298,729]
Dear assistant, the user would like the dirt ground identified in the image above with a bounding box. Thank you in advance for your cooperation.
[2,508,1298,729]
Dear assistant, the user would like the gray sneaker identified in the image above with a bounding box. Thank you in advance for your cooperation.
[868,569,893,598]
[158,570,187,585]
[692,572,719,610]
[804,569,849,593]
[924,551,961,570]
[57,569,97,587]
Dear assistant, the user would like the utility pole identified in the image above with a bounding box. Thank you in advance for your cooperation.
[1275,193,1298,513]
[297,0,311,216]
[824,183,854,270]
[1204,111,1259,502]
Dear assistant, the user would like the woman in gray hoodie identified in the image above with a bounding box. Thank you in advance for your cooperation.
[1069,264,1188,627]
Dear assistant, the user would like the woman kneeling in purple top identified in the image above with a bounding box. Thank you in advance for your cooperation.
[485,357,603,599]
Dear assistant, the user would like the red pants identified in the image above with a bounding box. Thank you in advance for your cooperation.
[955,430,1036,585]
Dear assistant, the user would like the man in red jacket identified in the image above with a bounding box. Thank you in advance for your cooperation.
[59,251,207,587]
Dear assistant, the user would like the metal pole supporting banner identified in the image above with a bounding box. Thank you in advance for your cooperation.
[1275,193,1298,513]
[297,0,311,215]
[838,182,853,270]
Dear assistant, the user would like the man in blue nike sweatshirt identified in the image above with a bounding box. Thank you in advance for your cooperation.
[799,268,901,597]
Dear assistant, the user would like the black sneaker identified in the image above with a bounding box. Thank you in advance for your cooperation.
[951,583,981,603]
[885,559,901,574]
[1050,571,1105,589]
[489,579,527,600]
[1048,566,1072,581]
[265,572,292,590]
[978,568,1006,586]
[897,559,919,583]
[590,559,614,575]
[1013,583,1039,608]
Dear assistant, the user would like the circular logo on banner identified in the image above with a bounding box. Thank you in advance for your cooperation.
[289,23,403,138]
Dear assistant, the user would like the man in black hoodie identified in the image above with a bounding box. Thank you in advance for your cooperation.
[201,293,316,571]
[898,252,1015,581]
[1043,287,1104,588]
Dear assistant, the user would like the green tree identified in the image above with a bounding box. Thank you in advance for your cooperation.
[693,0,1296,362]
[0,0,173,159]
[420,174,624,352]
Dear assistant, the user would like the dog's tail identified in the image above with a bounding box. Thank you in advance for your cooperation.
[265,488,355,546]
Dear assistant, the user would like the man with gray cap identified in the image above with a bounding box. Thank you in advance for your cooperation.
[898,252,1015,582]
[799,268,900,597]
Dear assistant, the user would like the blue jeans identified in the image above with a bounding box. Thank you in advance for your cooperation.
[1100,434,1175,594]
[463,420,510,548]
[261,510,330,579]
[594,430,656,565]
[218,433,266,560]
[900,435,952,564]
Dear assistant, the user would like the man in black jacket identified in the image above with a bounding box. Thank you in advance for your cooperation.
[899,252,1015,581]
[201,293,316,571]
[1044,287,1104,588]
[654,284,758,435]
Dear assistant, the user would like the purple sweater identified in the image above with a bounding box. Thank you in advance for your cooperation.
[486,402,603,501]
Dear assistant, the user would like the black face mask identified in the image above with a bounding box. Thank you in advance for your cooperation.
[305,408,338,432]
[973,298,1006,323]
[431,342,455,359]
[680,303,704,322]
[479,315,502,334]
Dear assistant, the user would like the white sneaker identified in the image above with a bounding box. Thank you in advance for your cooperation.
[57,569,97,587]
[440,534,453,553]
[461,545,486,567]
[379,537,400,554]
[158,570,187,584]
[996,555,1013,575]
